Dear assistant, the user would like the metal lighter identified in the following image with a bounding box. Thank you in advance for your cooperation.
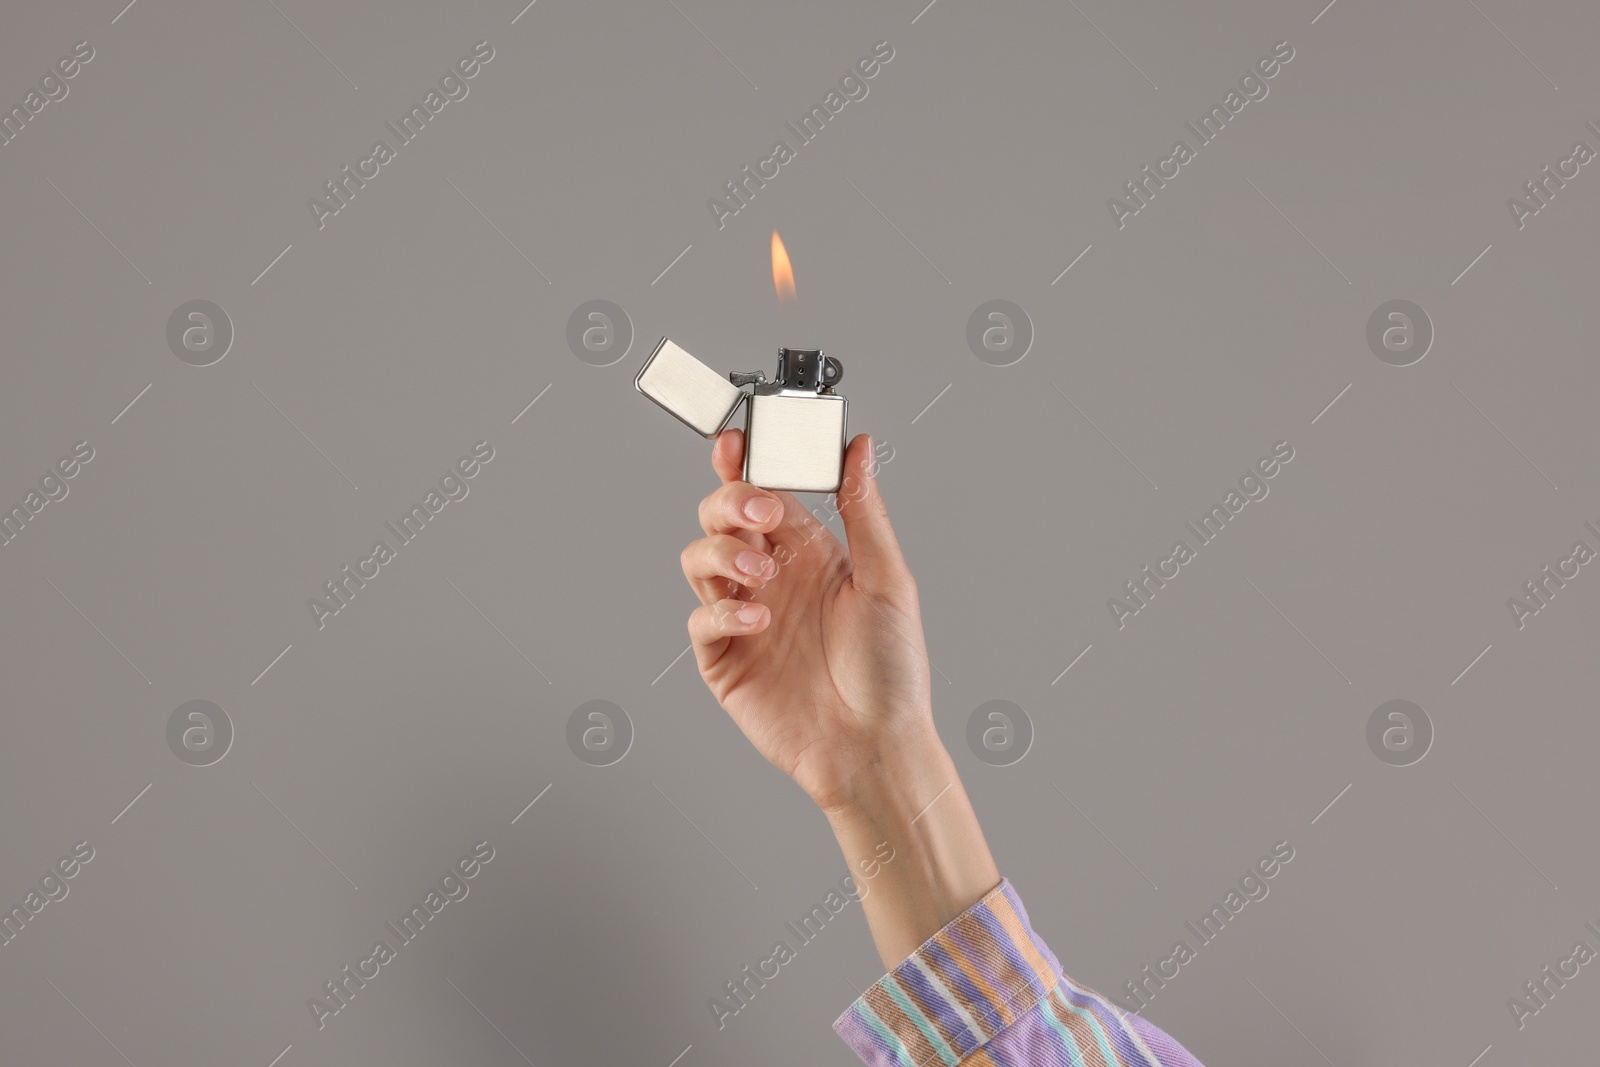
[634,337,847,494]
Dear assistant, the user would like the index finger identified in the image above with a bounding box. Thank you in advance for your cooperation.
[711,428,745,485]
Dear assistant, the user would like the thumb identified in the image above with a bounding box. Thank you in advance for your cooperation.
[837,434,912,600]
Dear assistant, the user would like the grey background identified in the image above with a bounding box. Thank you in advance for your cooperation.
[1,0,1595,1064]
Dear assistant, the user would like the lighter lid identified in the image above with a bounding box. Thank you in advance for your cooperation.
[634,338,746,438]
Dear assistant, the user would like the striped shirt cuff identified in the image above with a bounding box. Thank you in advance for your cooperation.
[833,878,1063,1067]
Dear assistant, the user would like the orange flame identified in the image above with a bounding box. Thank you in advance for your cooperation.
[771,230,796,304]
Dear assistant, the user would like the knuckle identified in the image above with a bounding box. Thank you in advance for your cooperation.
[708,486,741,526]
[709,536,738,574]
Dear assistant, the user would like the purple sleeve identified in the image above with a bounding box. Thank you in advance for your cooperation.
[833,878,1205,1067]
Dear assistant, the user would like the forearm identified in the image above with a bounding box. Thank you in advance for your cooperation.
[826,749,1211,1067]
[821,723,1000,969]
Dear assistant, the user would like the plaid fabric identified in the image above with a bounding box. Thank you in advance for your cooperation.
[834,880,1204,1067]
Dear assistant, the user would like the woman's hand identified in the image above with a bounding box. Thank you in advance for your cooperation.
[681,429,1000,966]
[680,430,934,811]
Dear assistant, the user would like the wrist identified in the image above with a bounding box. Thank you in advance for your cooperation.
[819,723,1001,968]
[814,719,952,823]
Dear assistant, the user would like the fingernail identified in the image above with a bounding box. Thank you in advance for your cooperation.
[744,496,778,523]
[735,550,772,577]
[737,603,765,625]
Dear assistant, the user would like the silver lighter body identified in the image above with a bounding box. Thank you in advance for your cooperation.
[635,338,847,494]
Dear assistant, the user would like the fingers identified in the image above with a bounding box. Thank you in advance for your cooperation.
[699,478,786,538]
[681,534,778,604]
[688,597,770,669]
[712,428,745,485]
[707,429,838,550]
[836,434,913,600]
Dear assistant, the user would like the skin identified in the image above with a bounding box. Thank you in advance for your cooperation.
[681,429,1001,968]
